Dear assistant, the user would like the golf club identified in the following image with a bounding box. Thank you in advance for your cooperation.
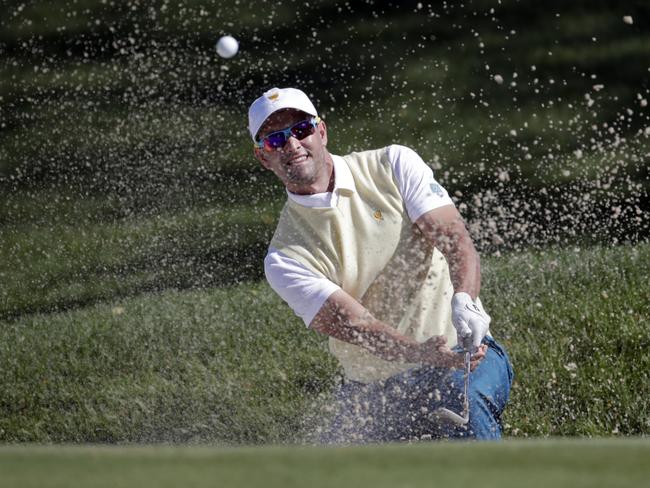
[433,350,471,425]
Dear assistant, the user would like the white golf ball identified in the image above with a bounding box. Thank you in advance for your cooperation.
[216,35,239,58]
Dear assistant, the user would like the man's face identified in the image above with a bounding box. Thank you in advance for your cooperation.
[253,108,330,194]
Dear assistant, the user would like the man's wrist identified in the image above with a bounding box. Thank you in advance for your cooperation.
[453,291,474,302]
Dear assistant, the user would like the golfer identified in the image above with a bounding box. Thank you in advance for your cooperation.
[248,87,513,442]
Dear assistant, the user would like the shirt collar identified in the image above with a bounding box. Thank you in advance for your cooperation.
[331,154,356,195]
[286,154,356,207]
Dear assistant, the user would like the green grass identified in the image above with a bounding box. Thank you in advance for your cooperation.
[0,282,338,443]
[1,244,648,443]
[0,201,281,319]
[484,245,650,436]
[1,439,649,488]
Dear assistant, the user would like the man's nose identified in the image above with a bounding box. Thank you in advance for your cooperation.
[284,135,302,152]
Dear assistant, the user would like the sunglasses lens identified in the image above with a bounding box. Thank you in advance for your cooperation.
[264,132,288,150]
[291,120,315,140]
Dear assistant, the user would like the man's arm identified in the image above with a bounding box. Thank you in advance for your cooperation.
[415,204,490,350]
[311,288,485,369]
[415,204,480,298]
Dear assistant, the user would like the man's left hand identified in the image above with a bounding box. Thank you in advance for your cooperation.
[451,292,491,351]
[418,336,487,370]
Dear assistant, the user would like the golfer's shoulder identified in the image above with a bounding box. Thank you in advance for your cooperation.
[385,144,423,162]
[340,145,395,173]
[341,145,426,184]
[342,144,422,166]
[340,146,382,160]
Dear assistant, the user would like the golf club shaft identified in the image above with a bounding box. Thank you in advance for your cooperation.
[463,350,470,415]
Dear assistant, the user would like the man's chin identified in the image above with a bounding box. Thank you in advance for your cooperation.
[287,175,313,185]
[286,166,315,183]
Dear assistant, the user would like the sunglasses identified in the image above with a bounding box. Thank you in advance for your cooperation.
[255,116,321,151]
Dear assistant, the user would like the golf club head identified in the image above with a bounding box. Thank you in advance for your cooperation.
[433,406,469,425]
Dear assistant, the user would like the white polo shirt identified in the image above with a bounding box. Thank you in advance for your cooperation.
[264,144,454,326]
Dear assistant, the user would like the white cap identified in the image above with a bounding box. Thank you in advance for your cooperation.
[248,87,318,141]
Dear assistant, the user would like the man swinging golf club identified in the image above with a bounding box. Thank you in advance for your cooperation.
[248,87,513,442]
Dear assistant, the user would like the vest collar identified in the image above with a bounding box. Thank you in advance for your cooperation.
[286,154,356,208]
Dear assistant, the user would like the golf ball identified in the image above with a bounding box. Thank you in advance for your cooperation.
[216,35,239,58]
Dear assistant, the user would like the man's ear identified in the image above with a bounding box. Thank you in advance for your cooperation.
[319,119,328,147]
[254,147,271,170]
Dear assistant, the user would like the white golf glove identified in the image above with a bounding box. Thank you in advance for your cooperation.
[451,292,491,351]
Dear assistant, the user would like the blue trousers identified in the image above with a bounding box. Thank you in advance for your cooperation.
[320,336,513,443]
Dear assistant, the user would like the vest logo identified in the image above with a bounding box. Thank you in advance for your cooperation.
[373,209,384,221]
[430,183,444,197]
[267,92,280,101]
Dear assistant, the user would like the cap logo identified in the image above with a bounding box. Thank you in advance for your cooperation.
[373,210,384,221]
[267,92,280,101]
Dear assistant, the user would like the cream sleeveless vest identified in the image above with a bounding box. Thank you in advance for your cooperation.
[270,148,456,383]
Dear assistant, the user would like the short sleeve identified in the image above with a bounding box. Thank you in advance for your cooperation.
[264,248,341,327]
[387,144,454,222]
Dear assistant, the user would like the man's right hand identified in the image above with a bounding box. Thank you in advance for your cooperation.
[418,336,487,370]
